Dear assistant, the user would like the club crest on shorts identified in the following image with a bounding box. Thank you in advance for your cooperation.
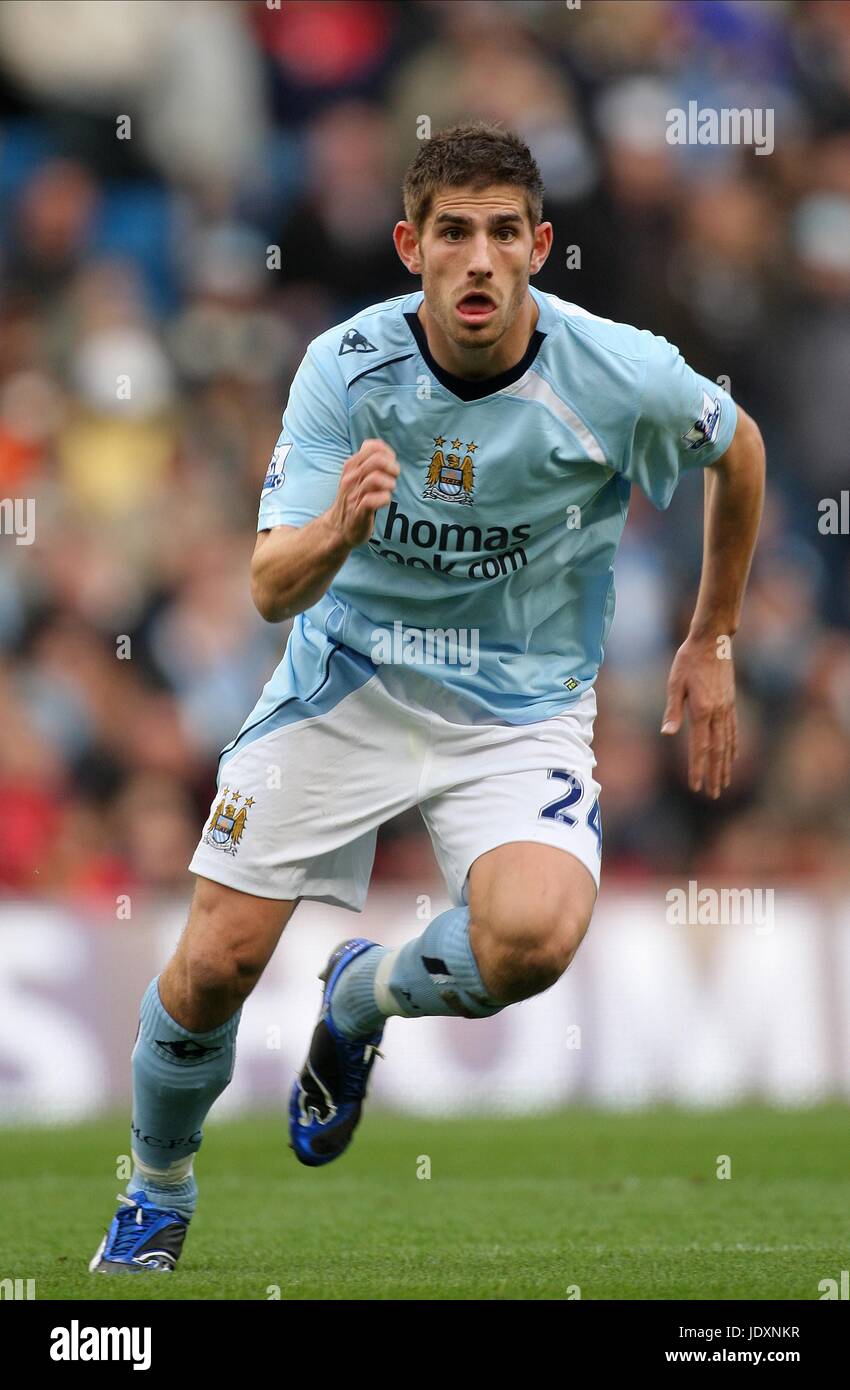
[204,787,254,855]
[422,436,476,505]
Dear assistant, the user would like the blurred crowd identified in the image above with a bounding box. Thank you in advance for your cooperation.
[0,0,848,906]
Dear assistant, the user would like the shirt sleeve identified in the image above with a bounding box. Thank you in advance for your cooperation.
[257,346,351,530]
[620,331,738,510]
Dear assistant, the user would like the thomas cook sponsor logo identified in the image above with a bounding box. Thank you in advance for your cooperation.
[423,436,475,505]
[369,500,531,579]
[203,787,254,855]
[50,1321,152,1371]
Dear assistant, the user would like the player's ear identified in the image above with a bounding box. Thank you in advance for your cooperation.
[529,221,554,274]
[393,220,422,274]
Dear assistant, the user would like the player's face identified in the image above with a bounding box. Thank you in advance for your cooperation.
[417,185,540,350]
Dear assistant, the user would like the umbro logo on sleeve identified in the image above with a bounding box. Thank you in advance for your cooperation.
[339,328,377,355]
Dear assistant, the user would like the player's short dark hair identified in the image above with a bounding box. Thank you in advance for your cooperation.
[402,121,544,235]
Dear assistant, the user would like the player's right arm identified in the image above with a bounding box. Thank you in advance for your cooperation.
[250,439,398,622]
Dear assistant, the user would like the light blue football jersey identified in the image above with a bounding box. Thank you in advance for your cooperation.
[239,286,736,745]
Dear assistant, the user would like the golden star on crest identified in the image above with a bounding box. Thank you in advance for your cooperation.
[244,797,255,809]
[434,435,445,447]
[451,438,462,450]
[467,441,477,452]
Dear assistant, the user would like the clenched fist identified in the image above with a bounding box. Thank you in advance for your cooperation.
[326,439,399,549]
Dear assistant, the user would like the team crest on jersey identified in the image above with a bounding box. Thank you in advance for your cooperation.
[682,391,721,450]
[339,328,377,355]
[422,436,476,505]
[203,788,254,855]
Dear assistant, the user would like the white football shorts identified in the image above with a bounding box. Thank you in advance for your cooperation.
[189,652,602,911]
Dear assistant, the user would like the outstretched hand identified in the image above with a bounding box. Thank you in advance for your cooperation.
[661,634,737,798]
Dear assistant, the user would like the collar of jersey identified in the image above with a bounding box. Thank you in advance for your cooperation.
[402,287,550,402]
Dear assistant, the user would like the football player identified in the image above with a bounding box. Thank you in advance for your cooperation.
[91,122,764,1273]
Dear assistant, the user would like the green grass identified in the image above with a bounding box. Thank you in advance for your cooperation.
[2,1106,848,1300]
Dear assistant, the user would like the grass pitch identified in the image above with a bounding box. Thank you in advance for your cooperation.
[3,1106,848,1300]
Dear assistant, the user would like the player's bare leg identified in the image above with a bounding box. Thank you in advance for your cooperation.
[289,842,596,1167]
[466,842,596,1003]
[90,878,296,1273]
[159,877,298,1031]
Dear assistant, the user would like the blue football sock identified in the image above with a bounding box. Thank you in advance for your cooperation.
[128,977,241,1218]
[330,907,505,1040]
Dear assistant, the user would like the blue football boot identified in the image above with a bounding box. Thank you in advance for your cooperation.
[89,1191,189,1273]
[289,938,386,1167]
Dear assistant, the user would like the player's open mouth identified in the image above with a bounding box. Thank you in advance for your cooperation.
[456,293,497,323]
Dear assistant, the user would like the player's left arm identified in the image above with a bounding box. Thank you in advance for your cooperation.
[660,406,766,798]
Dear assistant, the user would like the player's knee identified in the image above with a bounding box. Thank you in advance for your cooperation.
[512,924,580,993]
[180,927,265,1004]
[174,911,267,1014]
[482,905,589,1001]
